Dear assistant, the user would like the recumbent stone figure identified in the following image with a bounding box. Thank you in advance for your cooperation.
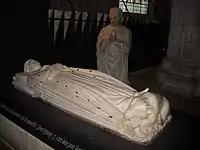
[12,59,171,144]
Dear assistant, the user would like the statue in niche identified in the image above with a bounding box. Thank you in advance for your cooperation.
[12,59,171,144]
[96,7,132,85]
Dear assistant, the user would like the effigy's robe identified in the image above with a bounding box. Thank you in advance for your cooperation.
[12,59,171,144]
[96,25,132,85]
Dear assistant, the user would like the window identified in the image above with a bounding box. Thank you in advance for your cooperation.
[119,0,148,14]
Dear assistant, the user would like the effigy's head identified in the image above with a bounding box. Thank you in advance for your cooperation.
[125,96,155,119]
[24,59,42,73]
[109,7,123,24]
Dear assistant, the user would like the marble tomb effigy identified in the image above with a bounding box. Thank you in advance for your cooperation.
[12,59,172,144]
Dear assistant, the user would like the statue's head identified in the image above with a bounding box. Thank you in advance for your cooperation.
[125,95,155,119]
[24,59,41,73]
[109,7,123,24]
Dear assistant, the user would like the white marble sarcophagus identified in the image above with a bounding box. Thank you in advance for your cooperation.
[12,59,172,145]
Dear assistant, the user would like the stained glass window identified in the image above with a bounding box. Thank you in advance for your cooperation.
[119,0,148,14]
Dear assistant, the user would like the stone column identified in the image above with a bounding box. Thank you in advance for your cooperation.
[157,0,200,98]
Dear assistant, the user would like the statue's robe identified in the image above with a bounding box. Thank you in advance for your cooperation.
[96,24,132,85]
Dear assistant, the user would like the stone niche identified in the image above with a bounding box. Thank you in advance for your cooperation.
[157,0,200,98]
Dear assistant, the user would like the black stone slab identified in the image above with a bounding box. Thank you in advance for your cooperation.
[0,88,200,150]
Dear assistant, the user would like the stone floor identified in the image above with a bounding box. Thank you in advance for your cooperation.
[129,66,200,116]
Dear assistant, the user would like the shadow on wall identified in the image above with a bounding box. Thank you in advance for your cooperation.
[47,10,169,72]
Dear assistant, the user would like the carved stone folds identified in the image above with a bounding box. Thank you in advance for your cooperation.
[12,59,171,144]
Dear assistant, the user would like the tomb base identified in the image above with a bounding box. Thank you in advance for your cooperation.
[157,58,199,98]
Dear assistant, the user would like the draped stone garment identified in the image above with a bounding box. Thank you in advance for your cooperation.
[12,60,171,144]
[96,24,132,85]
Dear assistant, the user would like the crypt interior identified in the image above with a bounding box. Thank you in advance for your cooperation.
[1,0,200,149]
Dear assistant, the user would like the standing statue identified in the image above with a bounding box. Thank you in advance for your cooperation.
[12,59,171,144]
[96,7,132,85]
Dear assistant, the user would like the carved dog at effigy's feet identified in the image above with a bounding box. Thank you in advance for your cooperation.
[12,59,172,144]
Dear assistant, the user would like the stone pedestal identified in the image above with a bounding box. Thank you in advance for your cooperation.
[157,0,200,98]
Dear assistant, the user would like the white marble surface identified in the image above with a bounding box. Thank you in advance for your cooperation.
[12,59,172,144]
[96,7,132,85]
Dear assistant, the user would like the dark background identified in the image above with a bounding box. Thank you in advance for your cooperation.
[50,0,118,13]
